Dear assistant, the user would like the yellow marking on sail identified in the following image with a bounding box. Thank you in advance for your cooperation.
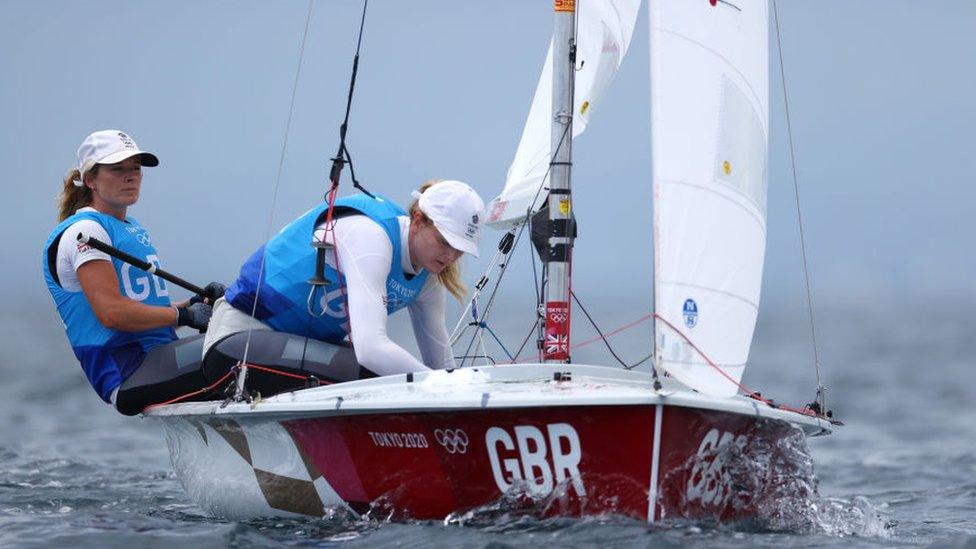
[581,100,590,115]
[723,160,732,175]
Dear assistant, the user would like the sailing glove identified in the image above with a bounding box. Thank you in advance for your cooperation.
[176,302,213,332]
[189,281,226,305]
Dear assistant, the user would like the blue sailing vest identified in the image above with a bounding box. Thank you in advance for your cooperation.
[42,211,177,403]
[224,193,429,343]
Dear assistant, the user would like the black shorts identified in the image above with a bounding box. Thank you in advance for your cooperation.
[114,331,374,415]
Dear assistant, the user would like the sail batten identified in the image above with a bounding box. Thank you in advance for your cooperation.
[652,0,769,398]
[657,281,760,310]
[655,178,768,231]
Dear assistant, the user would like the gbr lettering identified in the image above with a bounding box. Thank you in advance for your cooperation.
[485,423,585,498]
[685,428,747,507]
[121,254,168,300]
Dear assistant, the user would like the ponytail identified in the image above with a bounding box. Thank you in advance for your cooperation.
[409,179,467,301]
[57,168,94,222]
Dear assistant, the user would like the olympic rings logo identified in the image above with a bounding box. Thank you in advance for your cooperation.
[125,226,152,247]
[434,428,469,454]
[549,312,567,323]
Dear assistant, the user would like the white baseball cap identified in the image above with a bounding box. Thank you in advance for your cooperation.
[413,180,484,257]
[75,129,159,186]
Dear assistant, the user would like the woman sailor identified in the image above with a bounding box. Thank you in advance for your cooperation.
[206,179,484,375]
[42,130,219,413]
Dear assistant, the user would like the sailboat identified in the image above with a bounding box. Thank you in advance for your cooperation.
[146,0,835,522]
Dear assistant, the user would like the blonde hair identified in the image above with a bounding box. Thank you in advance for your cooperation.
[58,168,94,222]
[409,179,466,301]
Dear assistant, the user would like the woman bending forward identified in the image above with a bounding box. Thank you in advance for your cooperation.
[206,179,484,375]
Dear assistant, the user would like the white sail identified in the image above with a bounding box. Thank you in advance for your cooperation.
[486,0,641,228]
[651,0,769,397]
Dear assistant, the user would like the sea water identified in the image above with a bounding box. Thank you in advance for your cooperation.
[1,299,973,548]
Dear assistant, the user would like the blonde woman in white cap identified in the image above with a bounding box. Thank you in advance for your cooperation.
[42,130,221,414]
[210,179,484,376]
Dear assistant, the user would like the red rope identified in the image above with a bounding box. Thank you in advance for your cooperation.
[240,362,331,384]
[572,312,654,351]
[513,312,654,363]
[142,369,236,411]
[507,309,817,418]
[317,181,353,347]
[142,361,332,413]
[322,183,340,230]
[143,187,344,411]
[653,313,816,417]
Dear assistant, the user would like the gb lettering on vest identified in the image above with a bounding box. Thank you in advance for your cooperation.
[121,254,168,300]
[318,287,351,334]
[318,287,348,319]
[485,423,585,498]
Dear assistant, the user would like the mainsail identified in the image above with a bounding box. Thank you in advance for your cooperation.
[486,0,641,228]
[651,0,769,397]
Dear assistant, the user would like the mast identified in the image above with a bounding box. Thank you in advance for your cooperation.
[542,0,576,363]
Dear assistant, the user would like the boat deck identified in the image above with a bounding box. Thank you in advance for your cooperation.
[145,364,831,436]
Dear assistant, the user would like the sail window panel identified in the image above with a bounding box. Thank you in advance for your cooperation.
[713,76,768,218]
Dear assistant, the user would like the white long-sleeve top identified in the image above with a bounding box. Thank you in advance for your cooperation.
[313,214,456,375]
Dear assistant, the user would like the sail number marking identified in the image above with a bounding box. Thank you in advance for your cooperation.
[486,423,585,498]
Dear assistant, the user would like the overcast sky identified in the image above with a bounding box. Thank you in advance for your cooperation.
[3,0,974,325]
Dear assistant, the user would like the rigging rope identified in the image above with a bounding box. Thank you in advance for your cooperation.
[488,297,825,418]
[773,0,826,414]
[509,310,653,364]
[450,243,508,344]
[570,292,652,370]
[454,7,581,366]
[235,0,372,400]
[307,0,370,359]
[511,317,540,362]
[469,300,515,361]
[328,0,373,199]
[653,313,818,417]
[452,119,573,368]
[145,369,237,410]
[445,1,828,422]
[235,0,317,400]
[452,245,509,367]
